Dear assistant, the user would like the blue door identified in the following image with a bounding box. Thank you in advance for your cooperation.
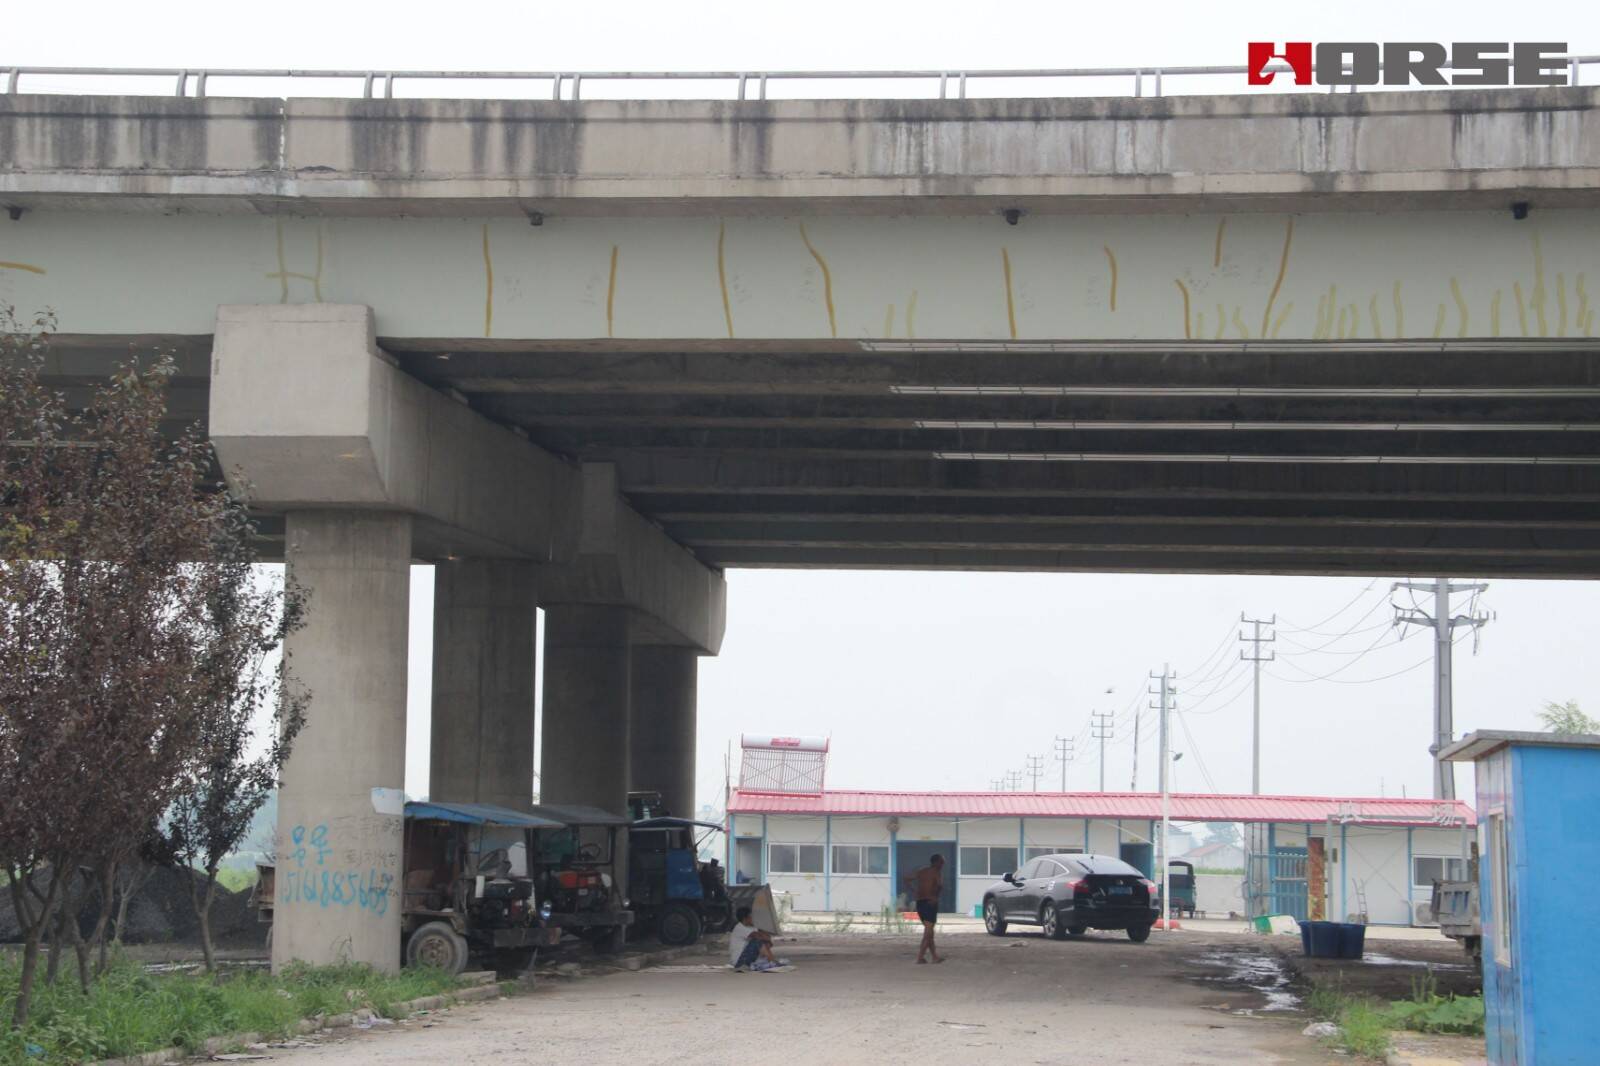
[1249,847,1309,919]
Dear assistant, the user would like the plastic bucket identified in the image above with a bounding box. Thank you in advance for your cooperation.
[1337,922,1366,959]
[1299,921,1312,956]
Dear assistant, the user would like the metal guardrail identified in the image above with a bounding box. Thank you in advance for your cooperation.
[2,58,1597,101]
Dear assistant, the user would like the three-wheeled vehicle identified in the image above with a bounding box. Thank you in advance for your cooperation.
[256,801,566,975]
[1162,859,1198,918]
[628,816,734,945]
[526,803,635,953]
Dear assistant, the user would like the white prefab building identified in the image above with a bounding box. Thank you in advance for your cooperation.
[726,789,1474,926]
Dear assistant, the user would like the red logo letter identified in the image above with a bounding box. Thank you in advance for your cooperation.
[1249,42,1312,84]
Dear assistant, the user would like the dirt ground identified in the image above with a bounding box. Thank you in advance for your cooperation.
[1264,934,1481,1002]
[254,926,1357,1065]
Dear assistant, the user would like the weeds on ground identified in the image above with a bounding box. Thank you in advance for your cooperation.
[0,955,463,1065]
[1303,972,1485,1060]
[876,904,910,934]
[829,910,855,933]
[1384,974,1485,1036]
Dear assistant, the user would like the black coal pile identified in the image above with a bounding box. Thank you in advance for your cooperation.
[0,864,264,948]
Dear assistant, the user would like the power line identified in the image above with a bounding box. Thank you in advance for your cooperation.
[1392,578,1492,801]
[1025,754,1046,792]
[1277,579,1381,634]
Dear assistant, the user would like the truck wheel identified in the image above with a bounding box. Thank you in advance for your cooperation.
[658,902,704,946]
[405,921,469,974]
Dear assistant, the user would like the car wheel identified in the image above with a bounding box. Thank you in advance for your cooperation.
[1041,901,1067,940]
[658,901,704,946]
[1066,924,1087,937]
[983,898,1007,936]
[1127,924,1152,943]
[405,921,469,974]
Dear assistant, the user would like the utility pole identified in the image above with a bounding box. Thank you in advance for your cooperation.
[1053,736,1075,791]
[990,778,1003,792]
[1393,578,1491,800]
[1090,711,1114,792]
[1130,713,1141,792]
[1005,770,1023,792]
[1025,754,1045,792]
[1149,664,1176,930]
[1239,613,1276,795]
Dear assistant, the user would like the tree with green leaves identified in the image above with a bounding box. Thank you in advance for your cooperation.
[1537,699,1598,735]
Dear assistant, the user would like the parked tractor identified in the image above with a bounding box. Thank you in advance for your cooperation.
[526,802,635,953]
[256,801,564,975]
[628,815,734,945]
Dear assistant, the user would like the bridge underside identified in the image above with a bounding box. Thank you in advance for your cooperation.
[48,334,1600,578]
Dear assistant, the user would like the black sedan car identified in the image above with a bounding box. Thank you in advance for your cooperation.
[981,853,1160,942]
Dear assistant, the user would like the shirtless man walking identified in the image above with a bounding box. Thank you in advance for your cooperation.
[910,854,946,964]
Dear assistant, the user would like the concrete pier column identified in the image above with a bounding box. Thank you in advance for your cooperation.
[273,511,411,974]
[629,646,698,818]
[539,605,632,813]
[429,559,537,810]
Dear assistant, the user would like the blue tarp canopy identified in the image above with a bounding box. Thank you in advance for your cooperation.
[404,801,567,829]
[528,803,632,827]
[632,817,726,833]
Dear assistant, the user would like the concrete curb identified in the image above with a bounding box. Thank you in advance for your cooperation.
[89,977,505,1066]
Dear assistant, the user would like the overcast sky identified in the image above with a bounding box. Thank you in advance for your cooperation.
[21,0,1594,812]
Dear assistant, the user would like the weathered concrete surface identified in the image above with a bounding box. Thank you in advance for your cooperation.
[209,303,580,561]
[208,304,727,644]
[273,511,410,973]
[540,604,632,814]
[539,464,726,652]
[629,645,698,818]
[429,559,537,810]
[2,89,1598,216]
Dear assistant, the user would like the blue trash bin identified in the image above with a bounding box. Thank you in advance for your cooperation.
[1337,922,1366,959]
[1305,920,1341,958]
[1299,920,1312,956]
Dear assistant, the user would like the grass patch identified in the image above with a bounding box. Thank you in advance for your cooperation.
[215,867,259,893]
[0,955,464,1065]
[1302,973,1484,1060]
[1385,975,1485,1036]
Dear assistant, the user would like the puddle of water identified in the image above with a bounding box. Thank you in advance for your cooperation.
[1192,950,1300,1013]
[1361,952,1467,971]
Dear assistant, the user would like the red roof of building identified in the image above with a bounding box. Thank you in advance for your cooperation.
[729,789,1475,827]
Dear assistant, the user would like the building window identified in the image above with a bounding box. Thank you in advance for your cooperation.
[1025,846,1084,861]
[831,844,889,876]
[1412,856,1466,888]
[958,846,1020,876]
[768,843,825,875]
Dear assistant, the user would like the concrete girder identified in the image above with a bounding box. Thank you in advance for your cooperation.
[609,452,1600,502]
[209,304,581,562]
[4,89,1600,216]
[701,546,1598,579]
[394,342,1600,394]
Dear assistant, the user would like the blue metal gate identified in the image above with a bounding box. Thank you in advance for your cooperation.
[1248,847,1309,920]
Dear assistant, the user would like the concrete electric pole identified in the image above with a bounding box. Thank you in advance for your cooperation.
[1025,754,1045,792]
[1130,713,1140,792]
[1090,711,1114,792]
[1149,664,1176,929]
[1053,735,1074,791]
[1239,613,1276,795]
[1005,770,1023,792]
[1393,579,1491,800]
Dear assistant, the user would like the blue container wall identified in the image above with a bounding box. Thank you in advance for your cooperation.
[1478,744,1600,1066]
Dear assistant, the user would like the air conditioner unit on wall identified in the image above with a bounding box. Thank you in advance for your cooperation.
[1414,902,1440,927]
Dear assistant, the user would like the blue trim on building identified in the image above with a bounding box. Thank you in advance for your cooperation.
[824,815,832,910]
[1019,817,1026,861]
[761,814,769,883]
[1405,826,1414,927]
[953,817,962,914]
[1084,818,1092,852]
[1340,822,1348,920]
[888,823,899,910]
